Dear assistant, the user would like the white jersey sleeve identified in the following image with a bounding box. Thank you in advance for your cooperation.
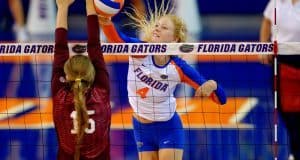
[263,0,274,20]
[26,0,56,35]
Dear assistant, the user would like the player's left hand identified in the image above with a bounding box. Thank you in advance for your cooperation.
[195,80,217,97]
[56,0,74,8]
[98,16,112,26]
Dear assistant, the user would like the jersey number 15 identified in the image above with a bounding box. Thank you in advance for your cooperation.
[70,110,96,134]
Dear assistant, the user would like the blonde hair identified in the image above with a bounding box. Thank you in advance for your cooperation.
[124,0,187,42]
[63,55,95,160]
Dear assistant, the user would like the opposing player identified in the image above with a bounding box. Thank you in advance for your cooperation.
[260,0,300,159]
[99,1,227,160]
[52,0,111,160]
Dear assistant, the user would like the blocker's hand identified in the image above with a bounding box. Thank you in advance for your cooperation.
[56,0,75,8]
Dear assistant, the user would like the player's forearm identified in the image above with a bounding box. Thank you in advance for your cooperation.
[87,15,100,45]
[131,0,146,15]
[211,85,227,105]
[8,0,25,27]
[260,18,272,42]
[56,7,69,29]
[54,28,69,68]
[55,8,69,66]
[86,0,97,16]
[101,23,124,43]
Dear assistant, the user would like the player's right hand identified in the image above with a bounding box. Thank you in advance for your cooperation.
[56,0,75,8]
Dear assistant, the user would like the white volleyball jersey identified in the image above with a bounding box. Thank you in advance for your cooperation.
[26,0,55,35]
[264,0,300,42]
[128,56,180,121]
[101,23,227,121]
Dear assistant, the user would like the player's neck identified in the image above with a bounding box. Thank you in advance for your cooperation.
[153,55,170,66]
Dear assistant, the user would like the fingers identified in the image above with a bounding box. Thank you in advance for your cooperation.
[56,0,75,8]
[56,0,74,29]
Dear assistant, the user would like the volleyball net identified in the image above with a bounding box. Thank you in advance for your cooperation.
[0,42,299,159]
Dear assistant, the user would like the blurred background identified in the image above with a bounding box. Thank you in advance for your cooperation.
[0,0,290,160]
[0,0,269,41]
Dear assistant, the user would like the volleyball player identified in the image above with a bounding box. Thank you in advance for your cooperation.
[52,0,111,159]
[99,2,227,160]
[0,0,28,42]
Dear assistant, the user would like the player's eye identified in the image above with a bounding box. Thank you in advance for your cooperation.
[162,26,168,30]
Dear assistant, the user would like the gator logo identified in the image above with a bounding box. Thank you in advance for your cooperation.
[160,74,168,79]
[72,44,87,54]
[179,44,194,53]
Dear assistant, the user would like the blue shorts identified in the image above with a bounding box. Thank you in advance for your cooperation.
[132,112,184,152]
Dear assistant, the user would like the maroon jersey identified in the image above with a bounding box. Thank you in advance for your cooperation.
[51,15,111,159]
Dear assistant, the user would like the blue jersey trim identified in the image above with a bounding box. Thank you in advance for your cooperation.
[171,56,206,85]
[214,85,227,105]
[116,30,143,43]
[171,56,227,105]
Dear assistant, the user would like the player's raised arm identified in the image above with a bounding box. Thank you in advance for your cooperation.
[86,0,110,91]
[99,16,143,43]
[52,0,74,95]
[56,0,74,29]
[99,16,146,59]
[172,56,227,105]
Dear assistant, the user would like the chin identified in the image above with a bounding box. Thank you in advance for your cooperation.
[151,37,161,43]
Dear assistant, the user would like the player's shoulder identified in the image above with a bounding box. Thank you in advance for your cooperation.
[87,87,110,103]
[53,87,73,103]
[170,56,188,66]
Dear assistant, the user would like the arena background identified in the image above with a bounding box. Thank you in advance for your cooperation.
[0,0,289,159]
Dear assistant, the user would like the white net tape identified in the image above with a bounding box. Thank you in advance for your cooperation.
[0,41,298,159]
[278,42,300,55]
[1,42,299,56]
[0,42,286,56]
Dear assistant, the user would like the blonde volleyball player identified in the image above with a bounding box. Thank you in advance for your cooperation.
[53,0,111,159]
[99,2,227,160]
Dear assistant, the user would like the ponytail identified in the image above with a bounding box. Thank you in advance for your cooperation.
[63,55,95,160]
[123,0,176,42]
[73,78,89,160]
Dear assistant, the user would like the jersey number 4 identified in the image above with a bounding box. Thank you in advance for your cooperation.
[136,87,149,99]
[70,110,95,134]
